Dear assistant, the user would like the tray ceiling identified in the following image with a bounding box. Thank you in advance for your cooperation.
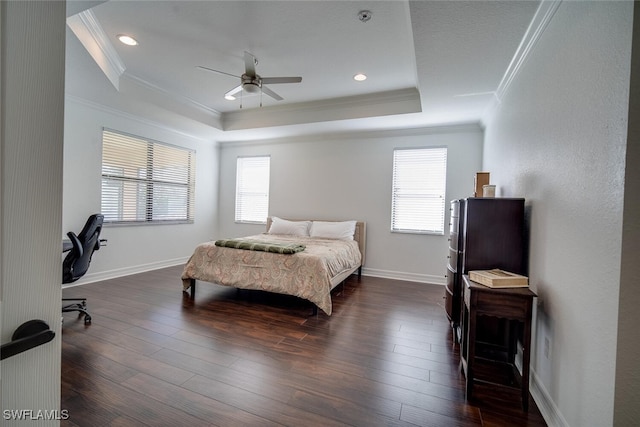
[65,1,543,141]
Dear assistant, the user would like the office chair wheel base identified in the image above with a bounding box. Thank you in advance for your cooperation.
[83,315,92,325]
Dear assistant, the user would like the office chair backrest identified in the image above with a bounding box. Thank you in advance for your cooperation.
[63,214,104,284]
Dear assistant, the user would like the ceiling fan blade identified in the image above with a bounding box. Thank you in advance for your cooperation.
[225,85,243,98]
[244,51,257,77]
[196,66,238,79]
[261,85,283,101]
[261,76,302,85]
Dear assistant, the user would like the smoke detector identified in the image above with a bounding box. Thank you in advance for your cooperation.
[358,10,372,23]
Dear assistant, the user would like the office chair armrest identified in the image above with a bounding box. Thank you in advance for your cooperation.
[66,231,83,258]
[95,238,107,251]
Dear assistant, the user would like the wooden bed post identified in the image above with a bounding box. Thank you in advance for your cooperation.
[189,278,196,299]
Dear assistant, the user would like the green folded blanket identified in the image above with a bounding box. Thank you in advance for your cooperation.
[214,238,306,254]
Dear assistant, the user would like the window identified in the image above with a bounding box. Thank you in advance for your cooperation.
[101,129,196,224]
[391,147,447,234]
[235,156,270,224]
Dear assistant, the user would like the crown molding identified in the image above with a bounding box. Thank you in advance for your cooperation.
[496,0,562,102]
[222,87,422,131]
[219,121,481,148]
[121,73,223,122]
[66,8,125,90]
[483,0,562,126]
[65,94,216,143]
[230,87,421,116]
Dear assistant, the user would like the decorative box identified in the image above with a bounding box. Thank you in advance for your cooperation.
[469,269,529,288]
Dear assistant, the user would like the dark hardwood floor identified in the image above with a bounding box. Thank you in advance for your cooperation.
[61,266,547,427]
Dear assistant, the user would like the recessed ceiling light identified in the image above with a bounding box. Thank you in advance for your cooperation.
[117,34,138,46]
[353,73,367,82]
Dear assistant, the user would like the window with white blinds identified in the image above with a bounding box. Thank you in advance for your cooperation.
[235,156,270,224]
[391,147,448,234]
[101,129,196,224]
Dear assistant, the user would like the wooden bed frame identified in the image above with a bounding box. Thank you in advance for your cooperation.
[185,218,366,315]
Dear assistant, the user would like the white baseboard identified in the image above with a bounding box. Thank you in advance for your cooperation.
[530,368,569,427]
[63,262,445,288]
[362,267,446,285]
[62,257,189,288]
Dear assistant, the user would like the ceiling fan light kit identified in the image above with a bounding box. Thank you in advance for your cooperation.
[241,76,261,94]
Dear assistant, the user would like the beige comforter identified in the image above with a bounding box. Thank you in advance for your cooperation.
[181,234,362,315]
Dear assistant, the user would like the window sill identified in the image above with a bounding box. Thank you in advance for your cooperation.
[104,220,194,227]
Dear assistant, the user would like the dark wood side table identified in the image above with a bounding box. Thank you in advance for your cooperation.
[460,275,536,411]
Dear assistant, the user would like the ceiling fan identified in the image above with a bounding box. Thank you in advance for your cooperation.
[197,51,302,103]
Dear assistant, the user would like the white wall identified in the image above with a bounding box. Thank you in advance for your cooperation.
[63,97,219,283]
[217,124,482,284]
[483,2,633,426]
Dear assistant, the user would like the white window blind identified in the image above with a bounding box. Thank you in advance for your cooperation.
[235,156,270,224]
[101,129,196,224]
[391,147,448,234]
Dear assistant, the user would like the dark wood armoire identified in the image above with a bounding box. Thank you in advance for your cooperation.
[445,197,525,340]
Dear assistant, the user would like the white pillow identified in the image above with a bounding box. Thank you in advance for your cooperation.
[310,220,357,240]
[268,217,311,236]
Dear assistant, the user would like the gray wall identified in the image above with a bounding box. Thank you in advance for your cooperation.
[217,125,483,284]
[483,2,634,426]
[63,97,219,284]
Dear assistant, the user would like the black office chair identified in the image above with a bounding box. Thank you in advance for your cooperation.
[62,213,106,325]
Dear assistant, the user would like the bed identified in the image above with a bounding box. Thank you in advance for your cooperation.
[181,217,366,315]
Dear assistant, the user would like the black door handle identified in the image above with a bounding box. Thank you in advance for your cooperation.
[1,320,55,361]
